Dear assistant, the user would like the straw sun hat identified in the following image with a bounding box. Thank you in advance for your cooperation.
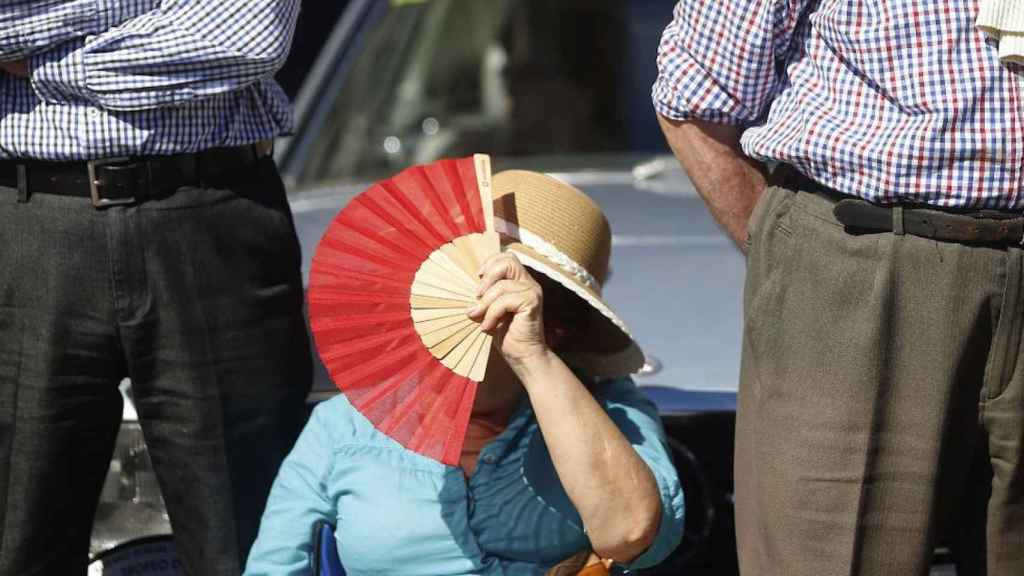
[491,170,645,378]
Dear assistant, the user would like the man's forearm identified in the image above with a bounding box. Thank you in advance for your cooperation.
[0,61,28,78]
[657,115,768,251]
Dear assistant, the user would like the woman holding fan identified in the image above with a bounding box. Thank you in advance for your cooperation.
[244,167,684,575]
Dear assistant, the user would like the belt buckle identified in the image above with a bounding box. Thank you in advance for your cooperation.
[87,157,134,208]
[253,139,274,158]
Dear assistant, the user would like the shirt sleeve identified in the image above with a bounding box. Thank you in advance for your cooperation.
[0,0,153,61]
[652,0,812,124]
[28,0,299,111]
[244,404,336,576]
[594,377,685,571]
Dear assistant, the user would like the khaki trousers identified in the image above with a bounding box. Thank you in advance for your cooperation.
[736,185,1024,575]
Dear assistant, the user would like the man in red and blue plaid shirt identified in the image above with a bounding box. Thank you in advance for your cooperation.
[655,1,1023,574]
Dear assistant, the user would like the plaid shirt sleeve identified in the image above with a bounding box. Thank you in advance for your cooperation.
[28,0,299,111]
[0,1,154,61]
[652,0,813,125]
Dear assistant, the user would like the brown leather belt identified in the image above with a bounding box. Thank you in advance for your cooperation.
[776,165,1024,246]
[0,143,272,208]
[832,199,1024,245]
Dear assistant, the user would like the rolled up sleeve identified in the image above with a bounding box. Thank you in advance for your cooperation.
[0,0,154,61]
[29,0,299,110]
[29,39,86,102]
[652,0,811,125]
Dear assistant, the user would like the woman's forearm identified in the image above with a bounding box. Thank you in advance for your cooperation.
[510,350,662,564]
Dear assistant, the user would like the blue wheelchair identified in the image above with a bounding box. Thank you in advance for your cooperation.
[311,521,346,576]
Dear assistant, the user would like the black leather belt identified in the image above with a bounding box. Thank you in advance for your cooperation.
[776,165,1024,246]
[0,144,270,208]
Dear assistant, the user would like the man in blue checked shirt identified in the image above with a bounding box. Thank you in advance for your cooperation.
[656,1,1024,575]
[0,1,309,573]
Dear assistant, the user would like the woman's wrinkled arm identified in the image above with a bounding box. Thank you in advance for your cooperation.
[513,353,670,565]
[471,253,680,565]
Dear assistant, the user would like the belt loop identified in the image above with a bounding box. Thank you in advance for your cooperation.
[191,153,206,190]
[16,164,29,203]
[892,205,905,236]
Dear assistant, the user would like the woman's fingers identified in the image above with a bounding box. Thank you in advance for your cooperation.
[476,252,530,297]
[467,279,527,320]
[470,252,546,352]
[478,292,531,333]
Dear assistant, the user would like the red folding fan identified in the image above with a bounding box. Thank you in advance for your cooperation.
[308,155,500,465]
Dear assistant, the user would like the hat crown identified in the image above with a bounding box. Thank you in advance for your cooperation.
[489,169,644,377]
[492,170,611,290]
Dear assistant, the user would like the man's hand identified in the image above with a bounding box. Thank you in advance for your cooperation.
[657,115,768,252]
[0,59,29,78]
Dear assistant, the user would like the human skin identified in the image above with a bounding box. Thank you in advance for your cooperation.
[656,115,768,251]
[467,253,662,565]
[0,59,28,77]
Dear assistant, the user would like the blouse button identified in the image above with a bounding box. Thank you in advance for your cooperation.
[482,454,496,465]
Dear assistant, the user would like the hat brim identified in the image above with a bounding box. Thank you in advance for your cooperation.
[505,241,646,378]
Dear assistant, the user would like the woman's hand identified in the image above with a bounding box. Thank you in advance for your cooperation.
[467,252,549,367]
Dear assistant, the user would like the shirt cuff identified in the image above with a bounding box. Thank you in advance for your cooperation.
[651,80,747,126]
[30,40,91,105]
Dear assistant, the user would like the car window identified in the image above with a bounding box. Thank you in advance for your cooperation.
[294,0,674,186]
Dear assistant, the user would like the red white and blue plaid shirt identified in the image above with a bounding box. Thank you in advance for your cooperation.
[653,0,1024,210]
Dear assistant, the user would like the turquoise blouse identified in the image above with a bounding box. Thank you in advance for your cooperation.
[244,377,684,575]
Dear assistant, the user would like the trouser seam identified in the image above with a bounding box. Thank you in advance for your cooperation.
[0,207,26,565]
[0,317,24,566]
[982,248,1022,403]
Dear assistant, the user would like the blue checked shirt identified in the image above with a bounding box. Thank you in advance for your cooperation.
[654,0,1024,209]
[0,0,299,161]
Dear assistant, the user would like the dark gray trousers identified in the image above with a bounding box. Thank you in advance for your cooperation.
[0,157,311,575]
[737,184,1024,576]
